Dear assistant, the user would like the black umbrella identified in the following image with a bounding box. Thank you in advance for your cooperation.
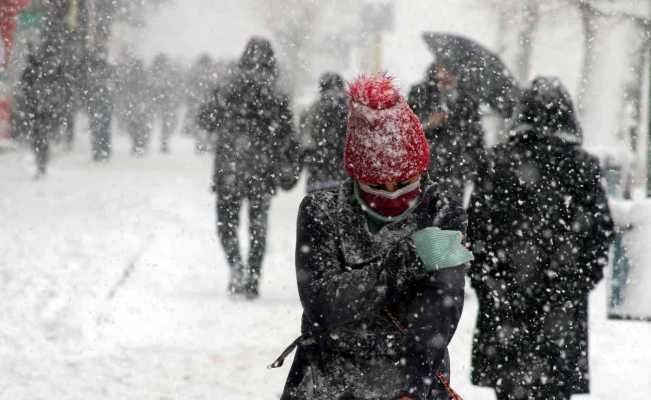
[422,32,521,118]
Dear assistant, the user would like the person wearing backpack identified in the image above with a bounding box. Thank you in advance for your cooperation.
[197,37,299,299]
[466,77,614,400]
[276,74,471,400]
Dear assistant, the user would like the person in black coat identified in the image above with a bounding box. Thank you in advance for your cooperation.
[277,75,472,400]
[466,77,614,400]
[299,72,349,193]
[20,42,72,177]
[11,51,37,143]
[83,51,115,161]
[408,63,484,200]
[197,37,298,299]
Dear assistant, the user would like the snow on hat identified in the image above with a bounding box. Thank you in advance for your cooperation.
[344,74,430,185]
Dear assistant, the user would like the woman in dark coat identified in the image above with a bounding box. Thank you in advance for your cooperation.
[197,37,298,299]
[466,77,614,400]
[276,75,473,400]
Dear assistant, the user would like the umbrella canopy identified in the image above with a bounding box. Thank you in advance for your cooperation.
[422,32,520,118]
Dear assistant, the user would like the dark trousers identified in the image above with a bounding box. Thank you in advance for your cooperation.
[62,111,75,150]
[32,125,49,175]
[128,120,152,156]
[159,111,177,153]
[216,189,271,288]
[90,112,112,161]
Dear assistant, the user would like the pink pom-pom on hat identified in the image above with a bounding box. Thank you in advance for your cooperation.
[344,74,430,185]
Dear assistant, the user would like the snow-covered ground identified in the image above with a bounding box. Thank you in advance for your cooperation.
[1,133,650,399]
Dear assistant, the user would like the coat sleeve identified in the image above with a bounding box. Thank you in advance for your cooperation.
[454,97,485,183]
[403,266,465,399]
[196,88,225,132]
[296,195,400,330]
[466,151,499,293]
[407,82,438,125]
[561,154,615,291]
[402,195,467,398]
[407,83,426,118]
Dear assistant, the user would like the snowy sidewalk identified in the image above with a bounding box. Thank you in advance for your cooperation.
[1,136,649,399]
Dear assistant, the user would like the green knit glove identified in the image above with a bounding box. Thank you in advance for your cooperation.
[411,227,474,272]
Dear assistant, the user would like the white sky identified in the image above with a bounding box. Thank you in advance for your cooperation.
[130,0,270,62]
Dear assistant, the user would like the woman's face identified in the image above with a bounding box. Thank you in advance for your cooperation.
[436,65,458,93]
[361,175,420,193]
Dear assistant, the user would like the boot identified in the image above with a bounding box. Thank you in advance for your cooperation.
[227,266,246,297]
[244,270,260,300]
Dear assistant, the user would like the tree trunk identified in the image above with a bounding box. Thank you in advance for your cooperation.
[515,0,539,83]
[577,2,597,115]
[646,3,651,197]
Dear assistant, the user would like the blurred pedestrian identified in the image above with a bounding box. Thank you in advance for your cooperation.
[57,35,84,151]
[124,59,153,156]
[112,53,137,135]
[11,49,37,143]
[83,51,114,161]
[59,58,80,151]
[277,74,470,400]
[183,53,217,153]
[150,53,182,153]
[198,37,299,299]
[20,42,72,177]
[466,77,614,400]
[408,63,484,200]
[299,72,348,193]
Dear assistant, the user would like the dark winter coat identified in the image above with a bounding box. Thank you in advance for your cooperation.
[112,56,139,127]
[466,80,614,394]
[19,52,72,135]
[83,55,115,119]
[280,179,466,400]
[149,56,182,116]
[198,38,299,198]
[300,77,348,193]
[407,72,484,199]
[123,61,152,132]
[11,55,39,140]
[185,56,216,109]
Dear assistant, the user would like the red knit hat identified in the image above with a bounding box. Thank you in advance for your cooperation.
[344,74,430,185]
